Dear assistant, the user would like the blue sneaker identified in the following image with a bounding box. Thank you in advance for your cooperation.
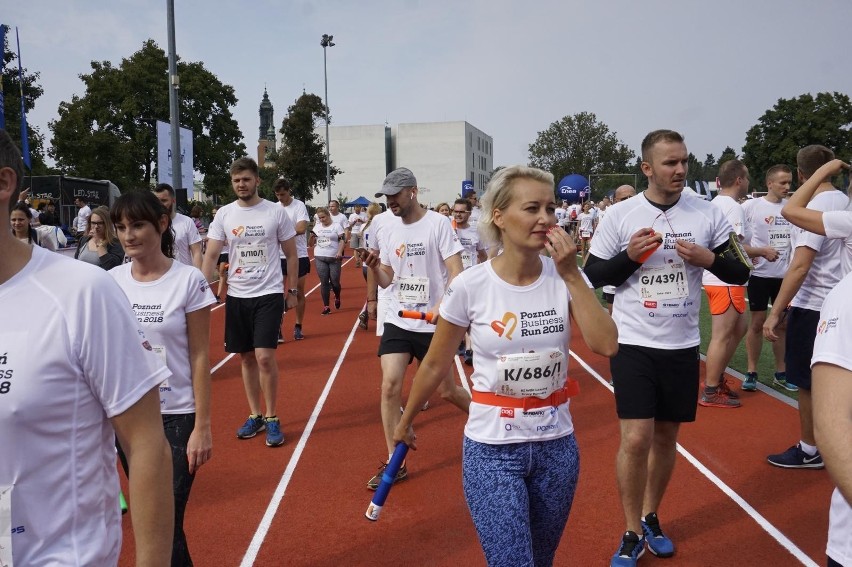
[641,513,674,557]
[773,372,798,392]
[237,415,265,439]
[265,417,285,447]
[611,531,645,566]
[742,372,758,391]
[293,325,304,340]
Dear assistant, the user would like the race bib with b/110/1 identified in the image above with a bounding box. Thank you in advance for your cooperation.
[495,350,566,398]
[235,243,266,267]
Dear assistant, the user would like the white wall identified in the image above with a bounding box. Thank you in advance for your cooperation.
[311,124,388,206]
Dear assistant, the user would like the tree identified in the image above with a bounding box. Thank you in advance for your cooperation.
[2,25,50,174]
[49,40,245,198]
[528,111,635,197]
[271,92,341,202]
[742,92,852,188]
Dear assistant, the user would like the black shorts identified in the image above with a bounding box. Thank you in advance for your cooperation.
[784,306,820,390]
[611,344,700,422]
[281,257,311,278]
[217,253,229,266]
[747,276,783,312]
[378,323,433,362]
[224,293,284,353]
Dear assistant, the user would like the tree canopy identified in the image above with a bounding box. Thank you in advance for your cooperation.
[49,39,245,198]
[2,25,49,174]
[742,92,852,188]
[266,92,341,203]
[528,112,635,196]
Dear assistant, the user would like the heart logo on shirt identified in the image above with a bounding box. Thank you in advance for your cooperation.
[765,216,774,225]
[232,226,245,237]
[395,244,406,257]
[490,312,518,340]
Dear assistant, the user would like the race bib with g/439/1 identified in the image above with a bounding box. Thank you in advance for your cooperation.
[235,243,266,267]
[639,261,688,301]
[495,350,566,398]
[396,276,429,305]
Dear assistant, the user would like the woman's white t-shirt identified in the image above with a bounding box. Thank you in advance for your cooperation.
[440,258,575,444]
[110,261,215,414]
[312,223,345,258]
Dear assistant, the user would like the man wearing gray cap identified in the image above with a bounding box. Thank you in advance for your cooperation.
[359,167,471,490]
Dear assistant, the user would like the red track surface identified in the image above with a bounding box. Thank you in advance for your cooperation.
[118,257,834,566]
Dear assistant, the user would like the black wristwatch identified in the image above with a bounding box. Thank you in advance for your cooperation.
[287,288,299,296]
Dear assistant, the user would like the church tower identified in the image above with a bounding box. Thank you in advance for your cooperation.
[257,88,276,167]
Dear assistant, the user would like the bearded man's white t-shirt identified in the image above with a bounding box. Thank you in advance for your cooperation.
[279,198,310,259]
[172,212,203,267]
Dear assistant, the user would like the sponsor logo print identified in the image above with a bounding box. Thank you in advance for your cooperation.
[231,225,245,237]
[395,244,406,257]
[500,408,515,418]
[644,301,658,309]
[490,312,518,340]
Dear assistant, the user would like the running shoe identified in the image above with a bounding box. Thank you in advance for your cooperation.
[464,349,473,366]
[237,414,266,439]
[699,387,741,408]
[717,375,739,399]
[358,311,369,330]
[742,372,758,392]
[294,325,304,341]
[277,329,285,344]
[767,444,824,469]
[641,513,674,557]
[773,372,798,392]
[265,417,285,447]
[321,306,331,315]
[367,462,408,491]
[611,531,645,567]
[334,296,341,310]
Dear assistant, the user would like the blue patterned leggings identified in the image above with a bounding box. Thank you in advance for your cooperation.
[462,434,580,567]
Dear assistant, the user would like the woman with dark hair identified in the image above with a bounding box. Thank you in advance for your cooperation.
[108,191,215,567]
[10,202,41,246]
[74,205,124,269]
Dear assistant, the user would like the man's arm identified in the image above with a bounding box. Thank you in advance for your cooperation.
[763,246,817,341]
[111,388,174,566]
[812,364,852,503]
[294,220,308,235]
[200,238,224,283]
[782,159,850,235]
[189,241,203,270]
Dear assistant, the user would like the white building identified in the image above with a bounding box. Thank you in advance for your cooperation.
[309,120,493,208]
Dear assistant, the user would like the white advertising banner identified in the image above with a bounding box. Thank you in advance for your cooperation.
[156,120,194,189]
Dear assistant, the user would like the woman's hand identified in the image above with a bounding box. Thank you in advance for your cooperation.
[392,421,418,450]
[187,425,213,474]
[544,226,580,279]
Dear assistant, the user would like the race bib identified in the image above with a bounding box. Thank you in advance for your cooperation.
[580,230,591,238]
[0,485,12,566]
[495,350,566,398]
[152,346,170,395]
[316,235,332,248]
[235,243,266,267]
[396,276,429,304]
[767,226,791,252]
[461,251,473,269]
[639,261,688,301]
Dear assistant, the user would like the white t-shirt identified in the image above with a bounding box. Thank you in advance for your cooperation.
[378,210,463,333]
[555,207,568,227]
[369,211,398,302]
[578,212,595,237]
[822,210,852,278]
[279,199,310,259]
[456,224,485,270]
[110,261,215,414]
[330,212,348,234]
[469,206,481,225]
[172,213,202,267]
[703,195,747,287]
[0,247,169,565]
[312,222,345,258]
[76,204,91,233]
[348,211,367,235]
[440,258,575,444]
[590,192,732,349]
[811,272,852,567]
[742,197,791,279]
[789,190,849,311]
[207,199,296,298]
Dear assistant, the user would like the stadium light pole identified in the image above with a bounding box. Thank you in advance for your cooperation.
[321,34,335,204]
[167,0,182,193]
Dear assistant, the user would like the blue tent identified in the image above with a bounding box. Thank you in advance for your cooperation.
[345,196,372,207]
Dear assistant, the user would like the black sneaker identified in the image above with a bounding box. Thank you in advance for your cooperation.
[767,443,824,469]
[294,325,304,340]
[367,462,408,491]
[358,311,369,330]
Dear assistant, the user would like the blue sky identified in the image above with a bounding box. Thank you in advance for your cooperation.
[8,0,852,170]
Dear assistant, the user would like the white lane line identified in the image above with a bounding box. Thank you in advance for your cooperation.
[239,313,362,566]
[568,350,819,567]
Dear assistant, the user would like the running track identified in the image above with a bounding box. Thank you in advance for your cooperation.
[118,257,835,566]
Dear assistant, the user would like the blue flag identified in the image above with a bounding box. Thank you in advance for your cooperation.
[16,27,30,169]
[0,24,6,130]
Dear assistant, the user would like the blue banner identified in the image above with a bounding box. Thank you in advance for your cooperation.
[16,27,30,169]
[0,24,6,130]
[557,174,589,204]
[461,180,473,197]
